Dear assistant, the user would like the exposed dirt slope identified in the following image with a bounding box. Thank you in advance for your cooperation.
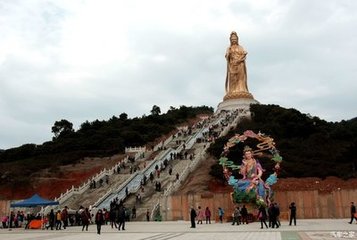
[0,155,123,199]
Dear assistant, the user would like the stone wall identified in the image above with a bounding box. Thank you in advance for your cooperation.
[2,189,356,220]
[164,189,357,221]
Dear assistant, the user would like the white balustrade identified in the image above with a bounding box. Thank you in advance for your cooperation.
[125,146,147,153]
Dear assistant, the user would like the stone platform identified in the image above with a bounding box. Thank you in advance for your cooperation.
[216,98,259,113]
[1,219,357,240]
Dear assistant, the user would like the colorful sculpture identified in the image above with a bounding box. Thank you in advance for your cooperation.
[219,130,282,206]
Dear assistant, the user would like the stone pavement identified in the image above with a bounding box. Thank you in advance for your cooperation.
[1,219,357,240]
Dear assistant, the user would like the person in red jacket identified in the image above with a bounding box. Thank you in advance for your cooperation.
[205,207,211,224]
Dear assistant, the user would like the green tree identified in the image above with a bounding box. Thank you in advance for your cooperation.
[80,121,91,131]
[150,105,161,116]
[119,112,128,121]
[52,119,74,139]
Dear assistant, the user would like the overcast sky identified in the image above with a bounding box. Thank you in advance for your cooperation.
[1,0,356,149]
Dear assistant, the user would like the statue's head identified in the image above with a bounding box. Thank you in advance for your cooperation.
[243,145,252,153]
[243,146,253,159]
[230,31,239,45]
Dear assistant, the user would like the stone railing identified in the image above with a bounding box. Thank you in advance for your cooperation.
[93,187,113,208]
[164,144,210,197]
[218,115,238,137]
[177,125,188,131]
[54,150,146,206]
[162,111,241,198]
[95,147,176,209]
[93,172,140,208]
[125,146,146,153]
[91,148,150,208]
[54,167,110,204]
[93,132,178,209]
[218,110,250,138]
[151,200,160,220]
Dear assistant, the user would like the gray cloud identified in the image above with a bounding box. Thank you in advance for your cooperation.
[0,0,356,149]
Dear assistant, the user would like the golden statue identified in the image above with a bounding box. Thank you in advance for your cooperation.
[224,31,253,100]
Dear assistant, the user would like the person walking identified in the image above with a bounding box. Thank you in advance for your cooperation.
[349,202,357,224]
[110,207,117,229]
[146,209,150,221]
[289,202,297,226]
[197,206,204,224]
[81,208,91,231]
[117,205,126,231]
[218,207,224,223]
[274,203,281,226]
[95,209,105,235]
[258,205,269,229]
[190,207,197,228]
[205,207,211,224]
[240,205,248,224]
[269,203,279,228]
[132,206,136,219]
[49,209,55,230]
[232,206,241,225]
[55,210,62,230]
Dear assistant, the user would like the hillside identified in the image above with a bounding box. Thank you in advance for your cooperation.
[0,155,123,199]
[178,103,357,194]
[207,104,357,180]
[0,105,213,200]
[1,104,356,201]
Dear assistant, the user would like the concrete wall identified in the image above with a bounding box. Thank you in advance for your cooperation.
[164,189,357,221]
[2,189,356,220]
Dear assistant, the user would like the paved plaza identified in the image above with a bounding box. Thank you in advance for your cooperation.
[1,219,357,240]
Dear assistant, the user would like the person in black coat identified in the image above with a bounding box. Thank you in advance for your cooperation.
[49,209,55,230]
[270,203,279,228]
[349,202,357,224]
[258,205,268,229]
[289,202,297,226]
[190,207,197,228]
[95,209,105,235]
[117,206,126,230]
[240,205,248,224]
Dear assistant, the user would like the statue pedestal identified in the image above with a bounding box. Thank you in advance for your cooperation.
[216,98,259,113]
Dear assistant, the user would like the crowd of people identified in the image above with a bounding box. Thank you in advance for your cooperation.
[189,202,297,229]
[0,202,148,234]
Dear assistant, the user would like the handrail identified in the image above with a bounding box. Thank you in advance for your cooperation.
[151,200,160,220]
[54,153,135,205]
[162,110,243,197]
[94,146,176,209]
[94,172,140,208]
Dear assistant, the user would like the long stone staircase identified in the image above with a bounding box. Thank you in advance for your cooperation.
[47,109,246,220]
[124,158,193,220]
[63,173,131,209]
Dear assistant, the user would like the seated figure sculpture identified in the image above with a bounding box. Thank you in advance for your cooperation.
[228,146,266,202]
[221,131,281,206]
